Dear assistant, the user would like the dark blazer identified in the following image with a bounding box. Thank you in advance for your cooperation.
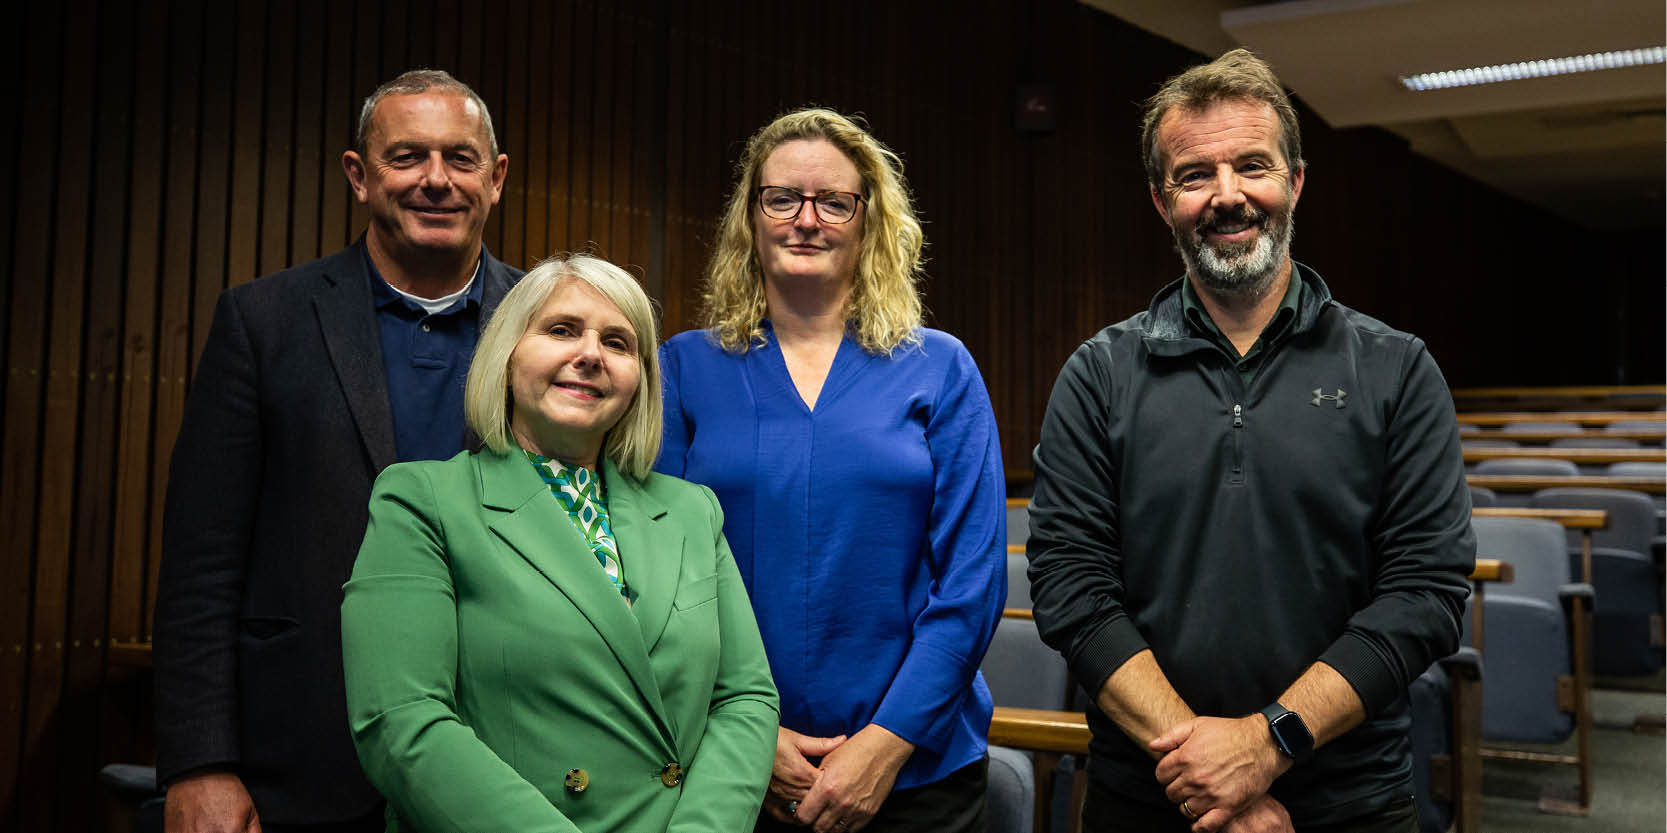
[153,240,520,824]
[342,449,778,832]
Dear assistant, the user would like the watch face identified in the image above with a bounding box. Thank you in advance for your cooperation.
[1271,711,1314,758]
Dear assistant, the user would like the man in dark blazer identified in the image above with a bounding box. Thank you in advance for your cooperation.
[153,69,521,833]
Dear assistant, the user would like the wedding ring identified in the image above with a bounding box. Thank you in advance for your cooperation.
[1180,800,1198,820]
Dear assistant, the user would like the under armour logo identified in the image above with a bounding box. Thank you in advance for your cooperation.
[1312,388,1347,408]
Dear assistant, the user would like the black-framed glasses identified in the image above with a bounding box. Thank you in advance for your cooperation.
[755,186,866,224]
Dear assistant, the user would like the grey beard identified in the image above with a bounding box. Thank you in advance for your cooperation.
[1180,212,1294,301]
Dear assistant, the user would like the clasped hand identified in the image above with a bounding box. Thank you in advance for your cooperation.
[764,724,913,833]
[1149,715,1291,833]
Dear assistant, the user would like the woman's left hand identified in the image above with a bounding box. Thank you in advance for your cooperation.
[793,724,914,833]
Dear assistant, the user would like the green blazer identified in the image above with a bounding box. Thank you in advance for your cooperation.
[342,447,778,833]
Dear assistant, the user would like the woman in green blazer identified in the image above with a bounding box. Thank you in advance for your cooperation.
[342,254,778,833]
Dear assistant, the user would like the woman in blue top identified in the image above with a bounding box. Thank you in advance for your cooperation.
[657,108,1006,833]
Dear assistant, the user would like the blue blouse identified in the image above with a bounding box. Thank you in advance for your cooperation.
[657,323,1006,789]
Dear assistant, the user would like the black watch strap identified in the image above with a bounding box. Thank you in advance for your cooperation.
[1259,702,1315,764]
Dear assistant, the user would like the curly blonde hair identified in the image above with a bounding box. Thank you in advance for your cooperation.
[702,108,924,354]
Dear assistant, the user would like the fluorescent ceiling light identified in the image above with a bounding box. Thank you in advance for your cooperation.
[1399,47,1666,92]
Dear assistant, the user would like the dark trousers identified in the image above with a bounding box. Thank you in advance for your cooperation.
[261,809,386,833]
[756,757,988,833]
[1081,779,1418,833]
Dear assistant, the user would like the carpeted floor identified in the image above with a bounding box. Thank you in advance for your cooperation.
[1477,682,1665,833]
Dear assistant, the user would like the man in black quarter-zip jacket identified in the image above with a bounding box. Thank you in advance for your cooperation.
[1027,49,1474,833]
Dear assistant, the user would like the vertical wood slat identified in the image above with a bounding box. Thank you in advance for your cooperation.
[258,3,296,277]
[59,5,140,827]
[320,0,355,255]
[290,0,326,267]
[544,1,574,257]
[0,2,65,823]
[348,0,380,240]
[21,2,100,828]
[520,0,550,264]
[147,0,208,640]
[191,0,236,369]
[224,0,268,292]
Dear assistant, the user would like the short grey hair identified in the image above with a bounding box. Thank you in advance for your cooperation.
[356,69,499,157]
[464,254,663,479]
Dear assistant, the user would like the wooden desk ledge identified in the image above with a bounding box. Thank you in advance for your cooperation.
[1472,507,1607,529]
[1462,447,1665,464]
[1451,385,1666,400]
[1456,411,1667,426]
[1467,474,1666,494]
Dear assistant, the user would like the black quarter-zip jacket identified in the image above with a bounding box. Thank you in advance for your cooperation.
[1027,263,1475,824]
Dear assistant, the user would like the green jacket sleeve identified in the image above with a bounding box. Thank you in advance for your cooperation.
[665,485,779,833]
[342,463,582,833]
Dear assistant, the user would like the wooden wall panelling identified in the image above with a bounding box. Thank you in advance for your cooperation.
[191,1,236,367]
[59,6,139,827]
[432,0,462,73]
[633,4,669,302]
[348,0,380,240]
[405,0,434,68]
[605,4,633,266]
[658,1,690,331]
[499,0,528,268]
[149,0,208,639]
[110,0,169,699]
[20,1,99,827]
[104,0,169,785]
[0,4,65,824]
[225,0,268,292]
[379,0,409,83]
[521,0,551,266]
[320,0,355,255]
[290,0,326,267]
[473,0,506,259]
[546,1,580,259]
[258,3,297,278]
[566,0,598,258]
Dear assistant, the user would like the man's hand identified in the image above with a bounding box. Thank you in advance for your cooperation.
[164,772,260,833]
[1220,795,1293,833]
[763,726,847,825]
[1150,715,1289,833]
[793,724,913,833]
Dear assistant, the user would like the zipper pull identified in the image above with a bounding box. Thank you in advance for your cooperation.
[1233,404,1243,428]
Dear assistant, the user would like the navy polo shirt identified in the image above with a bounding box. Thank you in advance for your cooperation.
[367,255,485,462]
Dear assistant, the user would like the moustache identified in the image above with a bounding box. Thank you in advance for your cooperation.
[1197,205,1269,236]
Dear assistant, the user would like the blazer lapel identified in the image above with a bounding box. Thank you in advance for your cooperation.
[314,242,397,471]
[479,449,674,742]
[601,459,682,655]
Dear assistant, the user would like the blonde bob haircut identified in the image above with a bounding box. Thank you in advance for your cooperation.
[464,253,662,479]
[703,107,925,355]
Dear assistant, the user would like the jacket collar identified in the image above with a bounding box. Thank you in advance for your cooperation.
[476,446,680,747]
[1141,260,1333,357]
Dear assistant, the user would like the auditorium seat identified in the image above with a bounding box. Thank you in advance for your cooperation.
[1409,648,1482,833]
[1460,438,1519,449]
[1463,517,1593,813]
[1008,503,1030,547]
[987,745,1036,833]
[1607,461,1666,477]
[1530,488,1663,676]
[1473,458,1579,477]
[1606,420,1665,433]
[1007,553,1032,609]
[1468,486,1498,508]
[1549,436,1641,450]
[982,615,1077,833]
[1500,421,1583,433]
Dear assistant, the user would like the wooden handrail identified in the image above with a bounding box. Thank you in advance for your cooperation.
[1463,447,1664,464]
[1467,474,1666,494]
[1456,411,1665,426]
[989,706,1091,755]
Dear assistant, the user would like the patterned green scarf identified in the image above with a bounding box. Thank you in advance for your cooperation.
[525,450,632,606]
